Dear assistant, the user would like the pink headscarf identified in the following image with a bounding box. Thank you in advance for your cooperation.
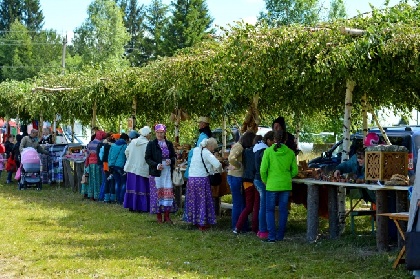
[154,124,166,132]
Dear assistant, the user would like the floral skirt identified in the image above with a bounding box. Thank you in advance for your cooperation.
[149,163,177,214]
[185,176,216,226]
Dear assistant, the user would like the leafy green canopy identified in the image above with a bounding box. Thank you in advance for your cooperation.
[1,3,420,135]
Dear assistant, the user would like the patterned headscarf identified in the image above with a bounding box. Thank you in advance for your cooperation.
[154,124,166,132]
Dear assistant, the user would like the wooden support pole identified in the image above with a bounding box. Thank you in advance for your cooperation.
[91,100,97,129]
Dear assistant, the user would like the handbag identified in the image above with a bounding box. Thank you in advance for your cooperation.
[6,156,17,172]
[201,149,222,186]
[406,208,420,270]
[172,167,184,186]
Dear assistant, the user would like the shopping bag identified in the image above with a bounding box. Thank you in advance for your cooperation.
[14,166,21,180]
[172,167,184,186]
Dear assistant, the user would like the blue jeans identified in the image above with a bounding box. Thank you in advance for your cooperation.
[113,167,126,204]
[227,175,244,230]
[266,190,290,241]
[7,170,13,182]
[254,179,267,233]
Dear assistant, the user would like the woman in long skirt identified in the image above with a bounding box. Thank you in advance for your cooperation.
[124,126,152,211]
[145,124,177,223]
[185,138,222,230]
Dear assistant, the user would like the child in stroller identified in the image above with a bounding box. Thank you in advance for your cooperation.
[19,147,42,190]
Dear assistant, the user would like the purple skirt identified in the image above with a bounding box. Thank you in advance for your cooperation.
[149,175,178,214]
[185,176,216,226]
[123,172,150,212]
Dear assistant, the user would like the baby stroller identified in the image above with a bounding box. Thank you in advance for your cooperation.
[19,147,42,190]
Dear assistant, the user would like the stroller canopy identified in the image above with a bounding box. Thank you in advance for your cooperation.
[21,147,41,165]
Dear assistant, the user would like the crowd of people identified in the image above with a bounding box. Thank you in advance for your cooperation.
[71,116,300,238]
[1,116,419,277]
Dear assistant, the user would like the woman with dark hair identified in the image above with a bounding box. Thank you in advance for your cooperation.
[260,130,298,242]
[272,116,298,155]
[227,131,256,231]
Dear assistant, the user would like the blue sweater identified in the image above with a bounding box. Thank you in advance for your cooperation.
[335,154,364,179]
[108,139,128,168]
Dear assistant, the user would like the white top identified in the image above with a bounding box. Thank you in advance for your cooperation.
[188,147,222,178]
[123,135,149,177]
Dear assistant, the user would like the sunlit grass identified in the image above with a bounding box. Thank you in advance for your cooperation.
[0,176,412,279]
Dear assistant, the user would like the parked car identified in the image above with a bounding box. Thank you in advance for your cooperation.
[211,127,240,152]
[308,126,420,180]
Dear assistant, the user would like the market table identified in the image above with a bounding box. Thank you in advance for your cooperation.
[293,178,410,251]
[378,212,409,268]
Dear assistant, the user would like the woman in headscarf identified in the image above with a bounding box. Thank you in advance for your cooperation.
[185,137,222,230]
[123,126,152,212]
[85,130,106,200]
[145,124,177,223]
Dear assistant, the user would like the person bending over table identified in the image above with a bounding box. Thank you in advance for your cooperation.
[333,132,380,204]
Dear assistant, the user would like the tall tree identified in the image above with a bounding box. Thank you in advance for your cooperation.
[72,0,130,69]
[328,0,346,21]
[116,0,146,67]
[0,20,34,80]
[0,0,23,31]
[162,0,214,57]
[143,0,169,63]
[0,0,43,32]
[0,21,62,81]
[22,0,44,31]
[258,0,321,26]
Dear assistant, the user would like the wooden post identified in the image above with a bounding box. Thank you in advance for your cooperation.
[338,79,356,232]
[295,111,302,160]
[222,116,227,154]
[71,119,75,143]
[369,106,392,145]
[132,97,137,130]
[328,186,339,239]
[361,94,368,138]
[307,183,319,242]
[91,100,97,129]
[376,190,389,251]
[175,109,180,144]
[39,114,43,138]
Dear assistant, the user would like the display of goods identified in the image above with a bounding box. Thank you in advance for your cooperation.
[365,150,408,181]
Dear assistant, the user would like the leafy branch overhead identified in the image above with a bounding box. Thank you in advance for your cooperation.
[0,2,420,129]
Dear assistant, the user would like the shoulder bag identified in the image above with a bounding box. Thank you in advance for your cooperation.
[172,167,184,186]
[406,208,420,270]
[201,149,221,186]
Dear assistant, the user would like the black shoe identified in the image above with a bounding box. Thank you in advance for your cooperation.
[263,239,276,243]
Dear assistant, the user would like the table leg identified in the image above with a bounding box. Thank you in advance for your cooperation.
[307,183,319,242]
[376,190,389,251]
[328,185,339,239]
[396,191,408,249]
[392,245,406,269]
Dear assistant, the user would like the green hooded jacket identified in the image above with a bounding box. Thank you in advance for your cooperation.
[260,143,298,192]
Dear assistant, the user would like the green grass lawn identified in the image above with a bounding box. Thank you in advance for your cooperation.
[0,176,413,279]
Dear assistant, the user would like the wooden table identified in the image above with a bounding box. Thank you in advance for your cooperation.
[378,212,409,268]
[293,179,410,251]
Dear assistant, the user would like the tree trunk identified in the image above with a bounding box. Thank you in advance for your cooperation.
[91,100,97,129]
[338,79,356,232]
[361,94,368,138]
[222,116,227,154]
